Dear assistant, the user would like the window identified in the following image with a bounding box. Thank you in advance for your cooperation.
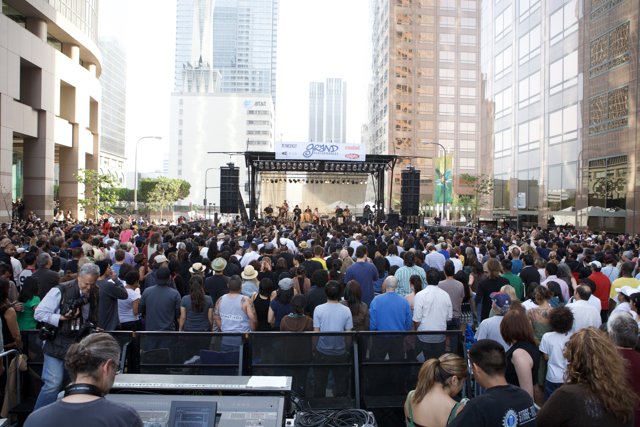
[519,25,541,65]
[459,158,476,170]
[460,69,476,81]
[419,32,435,43]
[460,105,476,116]
[494,128,512,158]
[549,104,578,144]
[439,69,455,80]
[460,122,476,134]
[461,18,476,28]
[495,88,512,119]
[588,86,629,135]
[495,6,512,40]
[518,118,541,152]
[460,87,476,98]
[439,121,455,132]
[461,0,476,10]
[417,85,435,96]
[440,0,455,9]
[460,139,476,151]
[418,67,435,78]
[418,102,435,112]
[518,72,541,109]
[419,15,435,26]
[549,50,578,95]
[440,51,455,62]
[460,52,476,63]
[519,0,541,21]
[439,86,455,97]
[589,21,631,78]
[494,46,512,80]
[419,120,435,131]
[460,35,477,46]
[440,33,455,44]
[418,49,435,59]
[550,0,578,45]
[440,16,456,28]
[547,162,576,211]
[439,103,455,115]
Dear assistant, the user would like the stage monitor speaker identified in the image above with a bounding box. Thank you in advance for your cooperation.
[220,165,239,213]
[401,168,420,217]
[387,213,400,228]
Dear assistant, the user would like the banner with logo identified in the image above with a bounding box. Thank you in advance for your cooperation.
[275,142,366,162]
[434,154,454,204]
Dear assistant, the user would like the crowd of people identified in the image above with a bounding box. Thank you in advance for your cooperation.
[0,215,638,425]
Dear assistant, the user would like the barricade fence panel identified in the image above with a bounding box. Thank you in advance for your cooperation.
[20,330,464,410]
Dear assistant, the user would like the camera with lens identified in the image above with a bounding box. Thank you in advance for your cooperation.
[38,324,58,341]
[77,321,99,340]
[61,296,89,319]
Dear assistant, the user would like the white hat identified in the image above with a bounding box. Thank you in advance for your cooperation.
[615,286,640,297]
[154,254,168,264]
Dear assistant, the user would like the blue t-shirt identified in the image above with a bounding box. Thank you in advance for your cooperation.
[313,302,353,356]
[369,292,412,331]
[344,262,378,306]
[269,299,293,329]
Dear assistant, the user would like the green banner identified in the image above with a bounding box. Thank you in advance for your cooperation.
[434,154,453,204]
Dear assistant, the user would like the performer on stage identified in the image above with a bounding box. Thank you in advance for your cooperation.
[264,204,274,224]
[343,205,351,223]
[278,200,289,221]
[363,205,372,225]
[335,205,344,225]
[302,206,312,222]
[313,207,320,223]
[293,205,302,223]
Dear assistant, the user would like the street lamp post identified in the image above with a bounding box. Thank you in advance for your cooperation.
[204,167,216,220]
[428,141,448,221]
[133,136,162,212]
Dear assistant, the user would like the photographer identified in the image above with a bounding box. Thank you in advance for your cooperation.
[24,333,142,426]
[33,263,100,410]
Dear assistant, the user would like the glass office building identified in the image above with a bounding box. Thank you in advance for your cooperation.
[480,0,639,233]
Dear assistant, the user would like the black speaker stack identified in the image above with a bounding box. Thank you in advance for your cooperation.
[401,167,420,217]
[219,164,239,213]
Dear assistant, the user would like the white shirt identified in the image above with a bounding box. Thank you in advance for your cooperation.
[450,257,463,273]
[611,301,631,315]
[475,315,510,351]
[10,257,22,284]
[425,251,446,271]
[522,299,538,311]
[240,250,260,268]
[566,300,602,332]
[539,331,571,383]
[386,254,404,269]
[568,295,601,312]
[413,286,452,343]
[541,275,569,302]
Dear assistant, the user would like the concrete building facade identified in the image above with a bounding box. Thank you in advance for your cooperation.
[369,0,481,215]
[1,0,102,221]
[308,81,324,142]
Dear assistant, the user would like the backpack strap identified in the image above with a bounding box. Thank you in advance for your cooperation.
[406,390,416,427]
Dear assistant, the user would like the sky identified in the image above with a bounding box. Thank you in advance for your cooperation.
[98,0,371,176]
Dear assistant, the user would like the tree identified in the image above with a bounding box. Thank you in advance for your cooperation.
[460,173,494,219]
[75,169,118,219]
[146,177,186,221]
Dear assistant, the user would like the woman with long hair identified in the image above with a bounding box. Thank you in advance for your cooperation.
[0,278,21,349]
[404,353,468,427]
[501,306,539,399]
[16,276,40,330]
[252,278,274,331]
[405,274,423,315]
[536,327,638,426]
[178,275,213,331]
[340,280,369,331]
[556,263,577,299]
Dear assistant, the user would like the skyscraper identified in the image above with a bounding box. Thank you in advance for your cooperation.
[369,0,481,217]
[211,0,279,104]
[308,78,347,143]
[309,82,324,142]
[325,78,347,143]
[99,38,127,186]
[480,0,639,233]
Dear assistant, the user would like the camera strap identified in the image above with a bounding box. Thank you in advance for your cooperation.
[64,383,104,397]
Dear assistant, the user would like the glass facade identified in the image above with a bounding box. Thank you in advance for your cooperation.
[480,0,639,233]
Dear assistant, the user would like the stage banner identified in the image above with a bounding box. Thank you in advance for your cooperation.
[275,142,366,162]
[434,154,454,204]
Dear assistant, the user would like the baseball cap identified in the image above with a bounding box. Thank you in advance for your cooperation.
[278,278,293,291]
[490,292,512,313]
[154,255,168,264]
[615,286,640,297]
[590,260,602,270]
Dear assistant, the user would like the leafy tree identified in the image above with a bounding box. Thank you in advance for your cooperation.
[460,173,494,219]
[75,169,118,218]
[146,177,187,221]
[138,178,191,203]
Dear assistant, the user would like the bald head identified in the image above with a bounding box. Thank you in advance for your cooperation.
[383,275,399,292]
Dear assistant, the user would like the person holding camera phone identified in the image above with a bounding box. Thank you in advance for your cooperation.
[33,263,100,410]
